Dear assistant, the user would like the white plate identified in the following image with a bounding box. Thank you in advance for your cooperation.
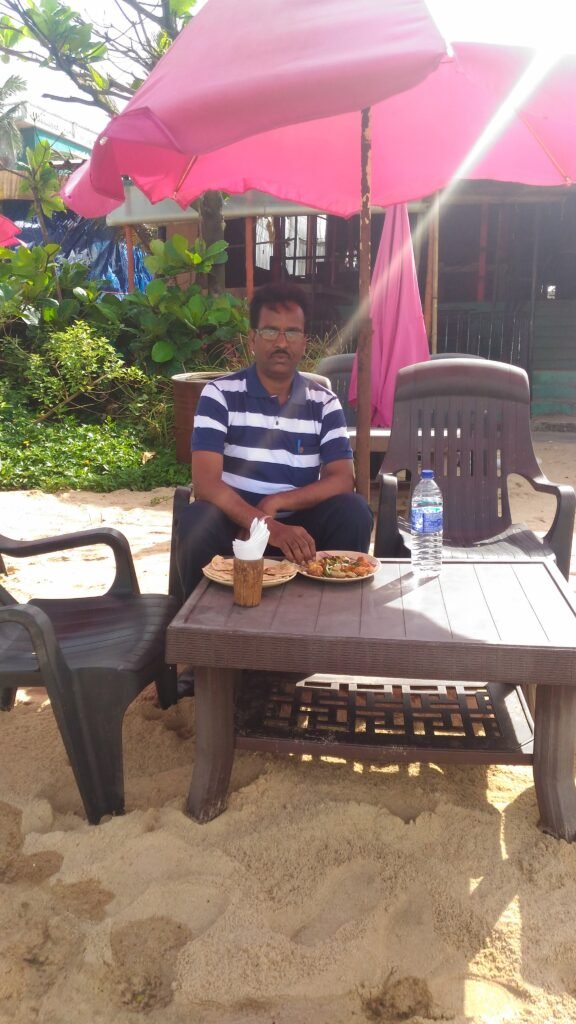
[296,550,380,583]
[202,557,297,588]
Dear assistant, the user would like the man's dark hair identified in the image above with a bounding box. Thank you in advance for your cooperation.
[249,283,309,330]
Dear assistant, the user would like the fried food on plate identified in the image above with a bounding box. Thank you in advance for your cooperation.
[303,554,374,579]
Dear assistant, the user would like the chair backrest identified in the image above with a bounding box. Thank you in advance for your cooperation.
[381,358,542,544]
[316,353,356,425]
[301,370,331,389]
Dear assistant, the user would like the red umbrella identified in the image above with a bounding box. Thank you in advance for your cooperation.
[0,214,21,248]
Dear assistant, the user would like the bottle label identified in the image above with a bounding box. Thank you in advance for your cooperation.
[411,507,443,535]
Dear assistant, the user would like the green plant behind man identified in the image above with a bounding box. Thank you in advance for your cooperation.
[92,234,249,375]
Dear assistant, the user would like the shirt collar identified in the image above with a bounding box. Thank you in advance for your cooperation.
[246,363,307,405]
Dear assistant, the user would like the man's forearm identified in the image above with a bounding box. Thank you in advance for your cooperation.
[260,470,354,516]
[194,478,265,529]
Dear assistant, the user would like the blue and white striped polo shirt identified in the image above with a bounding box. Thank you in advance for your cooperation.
[192,364,353,504]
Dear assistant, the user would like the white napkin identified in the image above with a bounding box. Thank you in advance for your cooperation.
[232,517,270,559]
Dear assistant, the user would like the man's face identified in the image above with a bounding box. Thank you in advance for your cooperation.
[250,302,307,382]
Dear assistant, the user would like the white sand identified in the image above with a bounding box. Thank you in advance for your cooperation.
[1,434,576,1024]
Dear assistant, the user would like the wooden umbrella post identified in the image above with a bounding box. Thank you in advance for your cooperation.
[355,106,372,502]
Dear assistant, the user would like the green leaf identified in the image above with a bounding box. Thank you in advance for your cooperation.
[151,340,175,363]
[167,234,189,256]
[168,0,196,15]
[88,64,108,90]
[184,292,206,324]
[146,279,168,306]
[204,239,228,258]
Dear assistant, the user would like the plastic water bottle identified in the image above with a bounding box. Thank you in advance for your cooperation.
[410,469,443,577]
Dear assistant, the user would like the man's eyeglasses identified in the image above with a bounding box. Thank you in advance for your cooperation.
[255,328,306,343]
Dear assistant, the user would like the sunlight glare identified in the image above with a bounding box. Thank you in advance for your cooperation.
[453,51,564,183]
[427,0,576,53]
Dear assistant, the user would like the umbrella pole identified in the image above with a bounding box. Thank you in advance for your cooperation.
[355,106,372,502]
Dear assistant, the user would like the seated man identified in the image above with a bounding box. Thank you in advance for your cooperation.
[175,282,373,600]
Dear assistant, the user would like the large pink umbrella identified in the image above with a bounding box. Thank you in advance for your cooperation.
[349,204,430,428]
[63,41,576,217]
[65,0,447,208]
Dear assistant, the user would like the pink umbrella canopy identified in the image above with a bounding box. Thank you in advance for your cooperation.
[0,214,21,247]
[349,205,430,428]
[62,0,448,213]
[64,38,576,218]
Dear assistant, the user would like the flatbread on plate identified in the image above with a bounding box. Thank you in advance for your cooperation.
[204,556,296,584]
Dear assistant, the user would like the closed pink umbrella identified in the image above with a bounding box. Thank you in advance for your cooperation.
[349,204,429,428]
[0,214,21,247]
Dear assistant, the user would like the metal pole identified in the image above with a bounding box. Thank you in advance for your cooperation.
[355,106,372,502]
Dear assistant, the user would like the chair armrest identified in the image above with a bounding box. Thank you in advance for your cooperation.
[0,528,139,596]
[0,604,72,697]
[527,476,576,581]
[168,486,193,604]
[373,473,405,558]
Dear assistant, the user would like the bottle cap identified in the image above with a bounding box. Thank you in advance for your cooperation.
[421,469,434,479]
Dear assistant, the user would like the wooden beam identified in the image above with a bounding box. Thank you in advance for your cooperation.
[245,215,254,299]
[430,196,440,354]
[476,203,489,302]
[125,226,135,293]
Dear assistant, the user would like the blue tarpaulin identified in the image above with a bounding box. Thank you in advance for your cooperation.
[11,208,152,293]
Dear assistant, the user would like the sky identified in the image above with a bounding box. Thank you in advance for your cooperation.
[12,0,576,141]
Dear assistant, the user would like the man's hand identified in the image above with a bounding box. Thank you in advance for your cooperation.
[267,519,316,564]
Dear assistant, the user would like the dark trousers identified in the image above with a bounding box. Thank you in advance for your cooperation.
[175,493,374,600]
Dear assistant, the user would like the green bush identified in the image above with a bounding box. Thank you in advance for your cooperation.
[0,323,190,492]
[0,242,104,335]
[0,408,190,492]
[0,235,249,377]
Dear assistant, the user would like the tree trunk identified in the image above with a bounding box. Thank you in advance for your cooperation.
[199,191,226,293]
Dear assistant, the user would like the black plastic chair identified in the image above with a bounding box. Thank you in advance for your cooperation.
[316,353,357,424]
[373,358,575,580]
[316,353,385,477]
[0,526,179,824]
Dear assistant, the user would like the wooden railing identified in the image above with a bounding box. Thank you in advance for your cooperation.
[437,305,531,370]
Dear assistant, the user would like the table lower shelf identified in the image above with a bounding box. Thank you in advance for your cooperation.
[235,673,534,766]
